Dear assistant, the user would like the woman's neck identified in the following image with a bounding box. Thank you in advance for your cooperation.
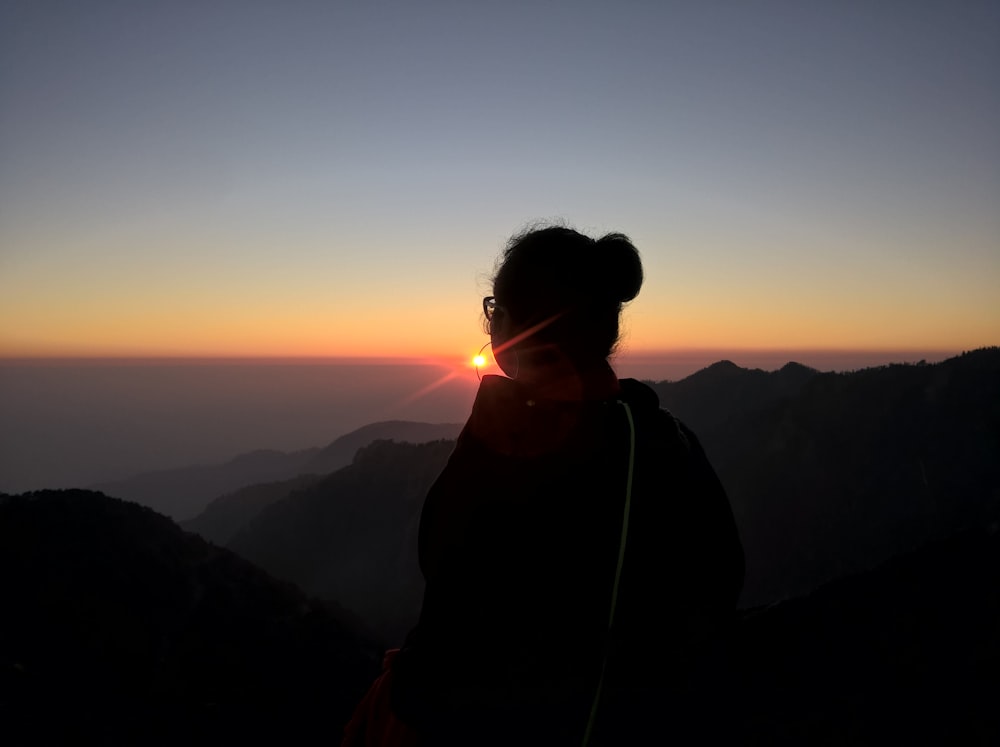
[514,357,619,401]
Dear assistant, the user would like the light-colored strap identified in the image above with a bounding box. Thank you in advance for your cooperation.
[582,400,636,747]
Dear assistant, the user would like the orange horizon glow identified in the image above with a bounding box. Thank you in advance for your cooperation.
[2,303,994,362]
[0,344,977,365]
[4,254,998,364]
[0,344,983,384]
[0,323,986,355]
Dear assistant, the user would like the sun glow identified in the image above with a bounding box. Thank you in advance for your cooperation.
[473,354,486,368]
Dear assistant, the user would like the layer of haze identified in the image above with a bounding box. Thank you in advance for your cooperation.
[0,349,957,495]
[1,1,998,360]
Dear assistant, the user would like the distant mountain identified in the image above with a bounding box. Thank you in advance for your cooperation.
[90,447,319,522]
[230,438,457,646]
[0,489,381,746]
[181,474,324,546]
[647,358,819,433]
[655,347,1000,605]
[93,420,463,522]
[299,420,462,476]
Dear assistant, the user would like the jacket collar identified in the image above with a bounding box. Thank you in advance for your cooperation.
[481,361,621,405]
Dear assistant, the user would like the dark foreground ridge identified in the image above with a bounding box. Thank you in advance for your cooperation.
[3,490,998,745]
[726,522,1000,745]
[0,489,381,747]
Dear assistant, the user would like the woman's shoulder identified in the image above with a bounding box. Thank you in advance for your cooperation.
[616,378,692,451]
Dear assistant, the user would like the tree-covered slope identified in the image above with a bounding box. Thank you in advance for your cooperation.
[725,523,1000,745]
[0,489,381,746]
[181,473,324,546]
[229,438,457,646]
[652,347,1000,605]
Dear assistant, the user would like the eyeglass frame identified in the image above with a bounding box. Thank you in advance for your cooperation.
[482,296,504,322]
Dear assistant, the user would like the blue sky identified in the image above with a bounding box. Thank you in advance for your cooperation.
[1,0,997,360]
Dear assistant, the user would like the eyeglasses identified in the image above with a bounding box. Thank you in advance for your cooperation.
[482,296,503,322]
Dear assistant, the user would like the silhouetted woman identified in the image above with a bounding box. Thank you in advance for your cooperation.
[390,226,744,746]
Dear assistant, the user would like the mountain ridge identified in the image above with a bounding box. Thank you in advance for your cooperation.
[92,419,463,521]
[229,438,457,645]
[217,349,999,640]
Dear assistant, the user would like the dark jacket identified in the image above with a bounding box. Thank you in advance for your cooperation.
[392,370,744,745]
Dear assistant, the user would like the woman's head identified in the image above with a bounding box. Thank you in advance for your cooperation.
[487,225,643,376]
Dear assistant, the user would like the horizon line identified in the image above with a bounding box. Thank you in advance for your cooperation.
[0,346,975,368]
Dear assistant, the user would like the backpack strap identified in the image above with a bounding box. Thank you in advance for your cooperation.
[582,399,636,747]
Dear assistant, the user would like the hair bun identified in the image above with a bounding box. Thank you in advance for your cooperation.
[594,233,643,304]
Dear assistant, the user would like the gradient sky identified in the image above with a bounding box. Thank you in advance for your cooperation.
[2,1,998,362]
